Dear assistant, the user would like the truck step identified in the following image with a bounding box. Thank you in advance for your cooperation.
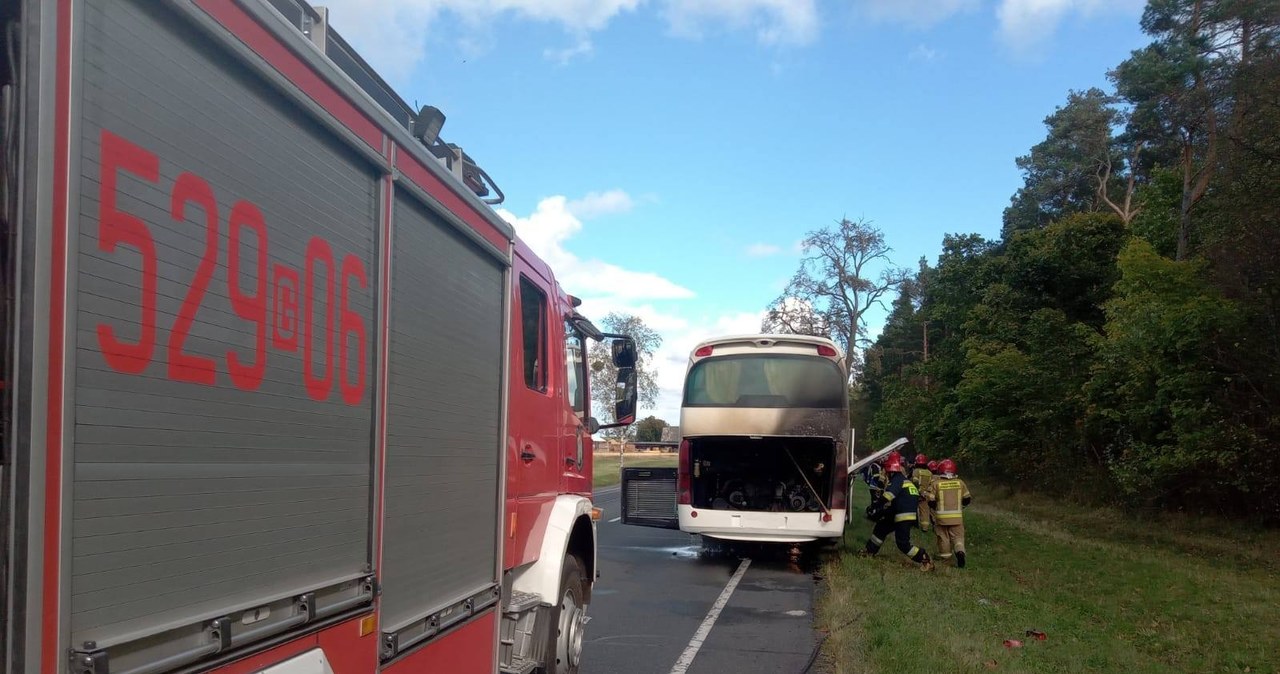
[505,590,543,614]
[499,655,539,674]
[499,591,545,671]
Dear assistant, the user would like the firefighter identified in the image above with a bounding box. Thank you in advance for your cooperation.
[927,459,939,474]
[863,451,933,569]
[862,460,887,503]
[924,458,972,568]
[910,454,934,532]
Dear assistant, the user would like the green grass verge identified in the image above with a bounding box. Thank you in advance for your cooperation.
[817,481,1280,674]
[591,453,678,489]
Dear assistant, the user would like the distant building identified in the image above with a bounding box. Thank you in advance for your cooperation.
[631,426,680,453]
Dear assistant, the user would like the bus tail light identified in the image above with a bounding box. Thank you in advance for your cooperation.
[677,439,692,505]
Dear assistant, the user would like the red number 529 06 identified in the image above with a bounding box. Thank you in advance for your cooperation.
[95,130,368,405]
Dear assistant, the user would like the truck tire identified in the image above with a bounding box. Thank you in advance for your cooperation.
[542,553,589,674]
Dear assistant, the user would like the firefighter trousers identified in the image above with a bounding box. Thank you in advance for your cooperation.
[934,522,965,557]
[866,519,928,564]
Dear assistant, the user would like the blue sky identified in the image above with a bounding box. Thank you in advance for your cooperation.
[322,0,1148,422]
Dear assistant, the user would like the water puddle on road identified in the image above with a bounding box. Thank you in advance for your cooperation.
[611,539,836,575]
[672,545,705,558]
[605,544,704,558]
[656,544,703,558]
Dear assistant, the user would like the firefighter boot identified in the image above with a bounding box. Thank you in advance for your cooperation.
[912,548,934,571]
[956,551,966,569]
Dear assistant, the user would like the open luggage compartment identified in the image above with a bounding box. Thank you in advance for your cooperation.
[689,436,836,514]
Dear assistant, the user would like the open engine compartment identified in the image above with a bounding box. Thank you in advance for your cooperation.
[689,436,836,513]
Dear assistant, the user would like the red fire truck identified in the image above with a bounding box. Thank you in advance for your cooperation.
[0,1,637,673]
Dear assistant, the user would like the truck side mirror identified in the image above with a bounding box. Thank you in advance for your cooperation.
[614,367,637,425]
[611,338,637,369]
[596,336,639,431]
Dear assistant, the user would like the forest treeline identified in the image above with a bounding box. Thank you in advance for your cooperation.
[859,0,1280,521]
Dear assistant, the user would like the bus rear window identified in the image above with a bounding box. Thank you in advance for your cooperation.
[682,355,845,408]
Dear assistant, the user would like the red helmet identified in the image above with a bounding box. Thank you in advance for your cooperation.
[914,453,929,467]
[939,459,957,476]
[927,460,939,472]
[884,451,905,474]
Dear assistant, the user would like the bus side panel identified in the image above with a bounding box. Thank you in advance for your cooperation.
[70,0,377,650]
[378,191,502,635]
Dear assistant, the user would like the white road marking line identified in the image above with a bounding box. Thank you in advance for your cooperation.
[609,516,621,523]
[668,558,751,674]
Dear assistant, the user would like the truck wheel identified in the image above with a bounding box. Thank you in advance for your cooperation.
[542,553,588,674]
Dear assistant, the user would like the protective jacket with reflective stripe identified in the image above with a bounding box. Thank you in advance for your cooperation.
[928,478,970,524]
[877,472,919,523]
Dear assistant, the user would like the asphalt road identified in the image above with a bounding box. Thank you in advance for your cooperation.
[581,486,821,674]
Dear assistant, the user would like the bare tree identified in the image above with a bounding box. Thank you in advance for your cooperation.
[764,218,908,375]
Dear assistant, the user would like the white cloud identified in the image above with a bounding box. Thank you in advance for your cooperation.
[498,194,693,301]
[489,0,643,29]
[565,189,635,219]
[662,0,820,45]
[996,0,1145,51]
[857,0,979,28]
[908,43,939,62]
[544,38,595,64]
[320,0,820,86]
[578,298,691,334]
[318,0,642,84]
[853,0,1142,51]
[745,242,782,257]
[570,260,695,300]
